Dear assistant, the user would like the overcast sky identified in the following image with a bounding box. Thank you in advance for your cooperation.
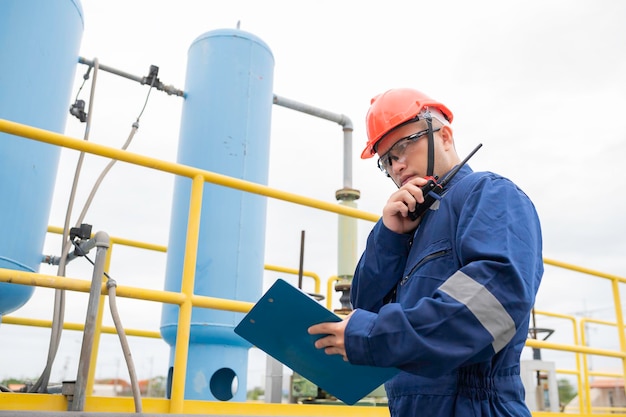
[2,0,626,393]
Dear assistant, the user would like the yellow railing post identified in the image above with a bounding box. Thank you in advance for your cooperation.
[326,276,341,311]
[611,277,626,411]
[169,174,204,414]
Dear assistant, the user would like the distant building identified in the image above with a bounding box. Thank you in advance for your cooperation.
[8,384,25,392]
[92,378,129,397]
[566,379,626,412]
[91,378,163,397]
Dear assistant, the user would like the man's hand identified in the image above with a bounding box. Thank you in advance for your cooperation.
[308,311,354,361]
[382,177,427,233]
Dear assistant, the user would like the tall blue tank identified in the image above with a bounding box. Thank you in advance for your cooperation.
[0,0,84,317]
[160,28,274,402]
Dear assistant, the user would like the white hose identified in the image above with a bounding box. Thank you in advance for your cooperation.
[106,279,142,412]
[30,59,100,393]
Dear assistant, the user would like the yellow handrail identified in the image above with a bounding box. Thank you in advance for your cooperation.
[3,118,626,416]
[0,119,379,222]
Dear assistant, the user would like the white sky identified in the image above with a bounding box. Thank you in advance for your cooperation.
[2,0,626,394]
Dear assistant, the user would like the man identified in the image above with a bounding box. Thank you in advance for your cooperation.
[309,88,543,416]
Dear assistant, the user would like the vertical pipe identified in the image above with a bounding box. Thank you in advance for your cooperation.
[70,232,110,411]
[85,240,114,397]
[264,357,283,404]
[335,187,360,313]
[298,230,305,289]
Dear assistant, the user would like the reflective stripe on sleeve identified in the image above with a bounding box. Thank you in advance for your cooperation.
[438,271,515,352]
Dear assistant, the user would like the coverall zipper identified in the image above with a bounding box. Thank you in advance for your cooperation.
[400,249,450,285]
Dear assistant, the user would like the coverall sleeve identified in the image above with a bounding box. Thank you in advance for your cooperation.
[350,220,413,313]
[345,176,543,377]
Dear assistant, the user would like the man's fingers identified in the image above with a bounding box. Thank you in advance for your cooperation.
[324,346,342,355]
[314,335,335,349]
[309,320,342,335]
[308,322,331,335]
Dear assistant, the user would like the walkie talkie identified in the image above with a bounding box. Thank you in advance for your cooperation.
[408,143,483,221]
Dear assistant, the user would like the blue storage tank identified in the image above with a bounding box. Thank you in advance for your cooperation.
[0,0,84,317]
[160,28,274,401]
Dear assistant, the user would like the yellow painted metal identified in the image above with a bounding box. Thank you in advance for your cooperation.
[190,294,253,313]
[544,257,626,283]
[533,413,624,417]
[0,268,186,305]
[588,370,624,378]
[169,174,204,413]
[4,118,626,415]
[0,268,260,313]
[0,268,87,292]
[525,338,626,358]
[611,278,626,414]
[326,276,341,310]
[578,313,626,415]
[264,264,321,294]
[544,257,626,413]
[0,392,67,410]
[532,309,584,415]
[0,394,391,416]
[0,315,161,338]
[0,119,379,222]
[47,225,168,253]
[159,400,392,416]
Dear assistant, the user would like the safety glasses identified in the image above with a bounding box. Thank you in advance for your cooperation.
[377,127,441,176]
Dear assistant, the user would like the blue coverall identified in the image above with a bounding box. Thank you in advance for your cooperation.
[345,165,544,417]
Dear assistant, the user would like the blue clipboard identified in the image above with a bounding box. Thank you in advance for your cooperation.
[234,278,398,405]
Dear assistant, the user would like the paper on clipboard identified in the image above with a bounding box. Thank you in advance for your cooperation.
[234,278,398,405]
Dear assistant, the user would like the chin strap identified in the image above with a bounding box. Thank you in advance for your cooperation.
[425,112,435,178]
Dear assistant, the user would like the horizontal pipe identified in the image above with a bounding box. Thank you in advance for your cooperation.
[273,94,353,130]
[78,57,185,97]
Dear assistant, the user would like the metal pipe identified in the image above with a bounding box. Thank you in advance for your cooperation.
[42,237,98,266]
[78,57,185,97]
[264,356,284,404]
[272,94,360,309]
[29,57,102,393]
[272,94,353,189]
[78,56,142,83]
[70,231,110,411]
[297,230,305,289]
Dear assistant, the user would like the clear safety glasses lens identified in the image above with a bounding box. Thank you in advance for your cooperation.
[377,127,440,176]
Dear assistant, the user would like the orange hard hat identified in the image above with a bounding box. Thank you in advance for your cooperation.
[361,88,453,159]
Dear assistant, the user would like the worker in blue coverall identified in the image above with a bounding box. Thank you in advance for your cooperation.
[309,88,544,417]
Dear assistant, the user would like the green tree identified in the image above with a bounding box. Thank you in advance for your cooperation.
[247,386,264,400]
[146,375,166,397]
[558,378,577,406]
[0,377,33,392]
[1,378,24,385]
